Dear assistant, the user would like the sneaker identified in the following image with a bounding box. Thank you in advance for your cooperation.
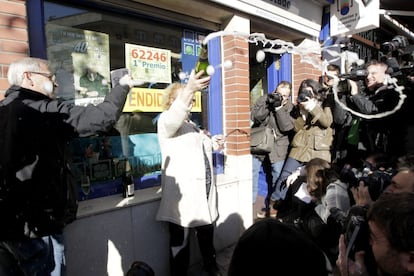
[256,207,277,218]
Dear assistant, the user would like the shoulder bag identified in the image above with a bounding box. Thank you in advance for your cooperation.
[250,126,275,154]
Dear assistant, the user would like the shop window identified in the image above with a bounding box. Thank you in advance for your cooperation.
[37,1,209,200]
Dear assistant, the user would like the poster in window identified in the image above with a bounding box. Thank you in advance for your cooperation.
[45,23,110,105]
[125,43,171,84]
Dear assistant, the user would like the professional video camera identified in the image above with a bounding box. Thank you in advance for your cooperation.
[267,93,283,108]
[381,35,409,54]
[338,62,367,82]
[380,35,414,82]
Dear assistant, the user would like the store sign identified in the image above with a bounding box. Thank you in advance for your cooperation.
[122,88,201,112]
[330,0,379,36]
[125,44,172,84]
[210,0,322,37]
[265,0,291,10]
[45,24,110,105]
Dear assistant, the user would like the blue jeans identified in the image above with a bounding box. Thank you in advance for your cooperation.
[46,234,65,276]
[252,155,284,203]
[270,157,302,201]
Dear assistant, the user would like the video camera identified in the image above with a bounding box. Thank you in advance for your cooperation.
[380,35,414,82]
[381,35,409,54]
[338,63,367,82]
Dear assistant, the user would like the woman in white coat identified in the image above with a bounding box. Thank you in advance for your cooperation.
[156,70,222,276]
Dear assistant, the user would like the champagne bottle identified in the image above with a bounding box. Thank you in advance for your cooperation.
[195,43,209,76]
[122,160,135,198]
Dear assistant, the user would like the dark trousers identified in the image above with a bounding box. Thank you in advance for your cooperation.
[169,222,216,276]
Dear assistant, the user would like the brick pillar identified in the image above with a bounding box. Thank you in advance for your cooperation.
[292,53,323,101]
[222,35,251,156]
[0,0,29,98]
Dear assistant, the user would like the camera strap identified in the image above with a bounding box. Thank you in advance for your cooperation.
[345,224,360,258]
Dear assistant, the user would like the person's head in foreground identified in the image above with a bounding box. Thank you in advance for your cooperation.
[367,192,414,275]
[228,219,332,276]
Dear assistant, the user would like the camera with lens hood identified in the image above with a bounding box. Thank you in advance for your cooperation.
[267,93,283,109]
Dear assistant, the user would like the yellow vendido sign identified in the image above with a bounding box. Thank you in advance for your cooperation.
[122,88,202,112]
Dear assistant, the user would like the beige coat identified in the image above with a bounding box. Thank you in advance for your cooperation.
[289,104,333,163]
[156,99,219,227]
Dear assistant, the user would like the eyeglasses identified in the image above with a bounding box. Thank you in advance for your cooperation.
[27,71,56,82]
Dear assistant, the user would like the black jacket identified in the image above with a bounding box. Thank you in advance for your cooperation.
[0,84,129,240]
[350,84,402,155]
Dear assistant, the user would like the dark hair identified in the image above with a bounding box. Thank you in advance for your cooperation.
[228,219,331,275]
[326,64,340,74]
[126,261,155,276]
[367,192,414,253]
[299,79,325,102]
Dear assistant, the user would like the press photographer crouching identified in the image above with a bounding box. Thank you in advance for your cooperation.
[336,192,414,276]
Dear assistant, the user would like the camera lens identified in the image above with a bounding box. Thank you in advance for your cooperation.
[297,89,313,103]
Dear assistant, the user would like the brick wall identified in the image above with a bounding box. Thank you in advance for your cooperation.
[0,0,29,99]
[222,35,251,156]
[292,53,322,101]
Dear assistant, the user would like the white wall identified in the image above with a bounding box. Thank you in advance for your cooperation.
[64,175,248,275]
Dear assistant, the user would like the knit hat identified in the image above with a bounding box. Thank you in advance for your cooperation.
[228,219,332,276]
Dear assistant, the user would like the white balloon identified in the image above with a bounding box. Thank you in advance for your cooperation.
[256,50,265,63]
[206,65,215,76]
[223,60,233,69]
[178,71,187,80]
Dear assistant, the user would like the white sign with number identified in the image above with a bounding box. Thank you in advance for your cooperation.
[125,44,171,84]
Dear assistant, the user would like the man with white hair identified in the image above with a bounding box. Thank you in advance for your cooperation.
[0,57,133,275]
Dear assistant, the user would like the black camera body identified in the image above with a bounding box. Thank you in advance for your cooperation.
[339,66,367,82]
[340,164,393,201]
[330,205,378,275]
[330,206,370,260]
[381,35,409,53]
[267,93,283,108]
[297,89,313,103]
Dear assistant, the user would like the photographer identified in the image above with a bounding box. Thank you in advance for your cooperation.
[324,64,360,167]
[348,60,403,159]
[271,79,333,210]
[336,192,414,276]
[350,154,414,207]
[251,81,295,218]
